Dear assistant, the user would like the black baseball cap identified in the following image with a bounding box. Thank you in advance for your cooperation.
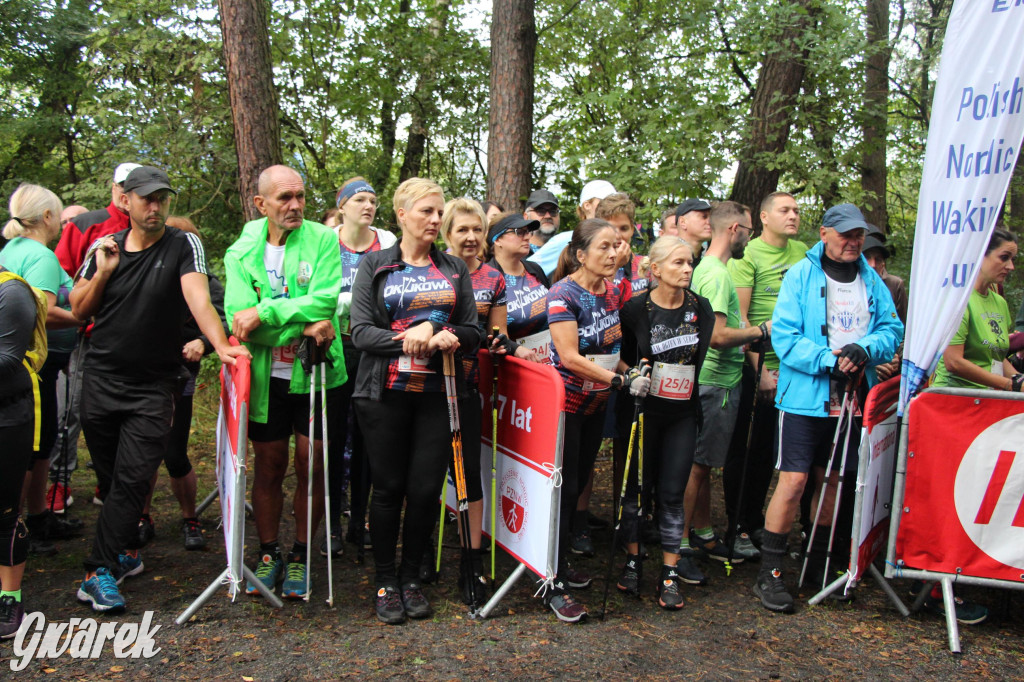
[675,198,712,219]
[487,214,540,244]
[122,166,176,197]
[863,234,890,258]
[865,222,887,241]
[525,189,559,211]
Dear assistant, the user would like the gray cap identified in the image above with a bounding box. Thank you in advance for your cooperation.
[525,189,559,211]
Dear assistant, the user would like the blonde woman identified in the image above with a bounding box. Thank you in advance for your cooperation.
[350,178,483,624]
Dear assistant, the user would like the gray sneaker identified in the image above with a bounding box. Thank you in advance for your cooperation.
[674,555,707,586]
[731,532,761,561]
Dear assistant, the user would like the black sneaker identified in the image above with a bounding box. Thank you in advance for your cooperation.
[925,593,988,625]
[401,582,431,619]
[656,567,685,610]
[319,530,343,558]
[418,551,439,584]
[569,528,595,557]
[375,585,406,624]
[689,529,740,564]
[29,510,82,540]
[564,563,592,589]
[543,580,587,623]
[29,537,57,557]
[137,514,155,547]
[616,554,642,595]
[674,555,707,586]
[182,519,206,551]
[753,567,795,613]
[0,595,25,639]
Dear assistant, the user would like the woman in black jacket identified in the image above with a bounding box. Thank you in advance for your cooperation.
[349,178,484,624]
[617,235,714,610]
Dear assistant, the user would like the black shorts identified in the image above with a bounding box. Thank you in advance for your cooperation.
[775,411,861,474]
[248,377,342,443]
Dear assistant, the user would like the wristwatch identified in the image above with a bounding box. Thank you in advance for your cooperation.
[610,374,623,391]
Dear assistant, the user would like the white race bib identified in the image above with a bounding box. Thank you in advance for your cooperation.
[650,362,695,401]
[582,353,620,392]
[992,360,1004,377]
[518,329,552,365]
[398,354,433,374]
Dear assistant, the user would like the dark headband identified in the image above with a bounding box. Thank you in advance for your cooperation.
[336,180,376,208]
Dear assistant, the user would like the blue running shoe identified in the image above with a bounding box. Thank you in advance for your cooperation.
[281,553,309,599]
[77,567,126,612]
[116,551,144,584]
[246,552,284,596]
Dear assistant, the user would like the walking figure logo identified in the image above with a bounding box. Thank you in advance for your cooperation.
[501,469,528,538]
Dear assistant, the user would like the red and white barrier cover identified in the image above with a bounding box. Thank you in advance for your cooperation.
[445,352,564,580]
[216,350,250,591]
[897,390,1024,582]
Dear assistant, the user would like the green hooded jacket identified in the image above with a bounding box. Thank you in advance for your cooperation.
[224,218,346,423]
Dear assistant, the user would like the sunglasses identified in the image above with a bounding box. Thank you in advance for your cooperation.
[503,226,536,238]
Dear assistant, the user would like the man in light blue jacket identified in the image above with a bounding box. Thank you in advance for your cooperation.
[752,204,903,613]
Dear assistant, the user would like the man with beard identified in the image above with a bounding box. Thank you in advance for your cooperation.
[680,201,768,584]
[524,190,560,252]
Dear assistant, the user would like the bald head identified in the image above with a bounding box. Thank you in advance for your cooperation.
[257,165,303,197]
[61,205,88,226]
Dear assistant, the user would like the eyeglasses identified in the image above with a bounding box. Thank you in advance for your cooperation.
[735,223,753,234]
[503,226,535,238]
[531,206,559,217]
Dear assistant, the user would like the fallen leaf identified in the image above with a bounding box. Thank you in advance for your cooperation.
[110,666,124,673]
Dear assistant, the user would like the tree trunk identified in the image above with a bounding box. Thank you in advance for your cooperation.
[218,0,283,221]
[861,0,890,231]
[399,0,452,182]
[487,0,536,212]
[729,0,814,233]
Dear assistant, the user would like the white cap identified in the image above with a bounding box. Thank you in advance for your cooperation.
[113,163,143,185]
[579,180,616,204]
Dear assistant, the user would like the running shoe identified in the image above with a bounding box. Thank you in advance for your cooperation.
[77,568,126,613]
[46,482,73,513]
[569,528,595,557]
[375,586,405,624]
[182,519,206,551]
[92,486,104,506]
[674,556,707,586]
[731,532,761,562]
[116,551,145,583]
[564,563,592,589]
[656,566,685,610]
[0,596,24,639]
[401,582,431,619]
[245,553,284,595]
[925,594,988,625]
[544,580,587,623]
[281,553,309,599]
[28,537,57,557]
[320,530,343,557]
[689,529,740,564]
[136,514,155,547]
[753,567,795,613]
[617,554,642,595]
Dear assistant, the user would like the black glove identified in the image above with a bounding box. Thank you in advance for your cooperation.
[487,331,515,356]
[838,343,868,369]
[1011,373,1024,393]
[297,336,332,374]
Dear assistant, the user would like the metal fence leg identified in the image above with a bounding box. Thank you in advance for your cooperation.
[940,577,961,654]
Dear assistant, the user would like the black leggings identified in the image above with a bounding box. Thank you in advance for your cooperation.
[559,410,605,568]
[163,375,196,479]
[0,420,33,566]
[723,364,778,533]
[37,352,70,462]
[620,407,699,552]
[355,390,452,587]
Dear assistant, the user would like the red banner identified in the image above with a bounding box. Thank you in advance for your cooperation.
[896,390,1024,583]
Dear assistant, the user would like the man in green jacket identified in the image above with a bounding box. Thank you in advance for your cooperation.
[224,165,346,600]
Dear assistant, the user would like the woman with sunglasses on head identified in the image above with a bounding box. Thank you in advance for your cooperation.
[487,213,551,363]
[350,178,483,624]
[541,218,650,623]
[327,177,396,556]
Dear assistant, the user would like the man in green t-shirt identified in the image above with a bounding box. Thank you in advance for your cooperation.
[685,201,769,574]
[724,191,807,546]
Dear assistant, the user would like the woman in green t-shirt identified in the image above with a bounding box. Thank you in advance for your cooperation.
[934,228,1023,392]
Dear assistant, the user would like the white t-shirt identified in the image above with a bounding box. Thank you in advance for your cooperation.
[264,243,298,380]
[826,272,869,415]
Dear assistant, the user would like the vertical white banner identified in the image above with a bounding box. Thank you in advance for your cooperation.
[900,0,1024,412]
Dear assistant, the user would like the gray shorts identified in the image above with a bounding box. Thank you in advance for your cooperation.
[694,383,741,467]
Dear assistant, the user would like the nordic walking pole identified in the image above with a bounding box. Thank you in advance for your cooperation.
[442,352,477,611]
[599,359,650,620]
[489,327,501,581]
[319,349,334,607]
[822,378,861,586]
[50,329,85,513]
[724,348,765,575]
[304,360,316,601]
[798,381,854,589]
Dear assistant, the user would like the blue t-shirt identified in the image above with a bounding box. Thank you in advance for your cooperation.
[547,277,628,414]
[0,236,76,354]
[383,262,457,393]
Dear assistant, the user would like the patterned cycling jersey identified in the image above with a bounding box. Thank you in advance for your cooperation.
[548,277,629,415]
[383,262,456,393]
[615,253,648,297]
[464,262,507,386]
[339,230,383,294]
[505,270,548,339]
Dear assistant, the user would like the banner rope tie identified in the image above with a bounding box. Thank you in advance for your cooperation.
[219,571,244,602]
[540,463,562,487]
[885,559,903,579]
[533,576,556,598]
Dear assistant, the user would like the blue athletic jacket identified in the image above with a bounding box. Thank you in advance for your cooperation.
[772,241,904,417]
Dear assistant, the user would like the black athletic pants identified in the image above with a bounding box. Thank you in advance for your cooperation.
[0,419,33,566]
[355,389,452,587]
[558,409,605,569]
[81,372,176,572]
[723,363,777,534]
[37,351,70,462]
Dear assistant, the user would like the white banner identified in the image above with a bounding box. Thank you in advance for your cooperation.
[900,0,1024,412]
[215,356,249,598]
